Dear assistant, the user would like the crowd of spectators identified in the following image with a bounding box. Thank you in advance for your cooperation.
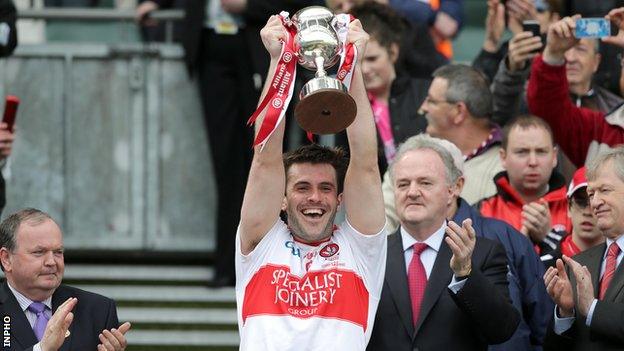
[6,0,624,349]
[132,1,624,348]
[225,0,624,349]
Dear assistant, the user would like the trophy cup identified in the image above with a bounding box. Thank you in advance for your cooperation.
[292,6,357,135]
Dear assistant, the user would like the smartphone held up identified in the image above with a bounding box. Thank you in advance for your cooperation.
[575,18,611,38]
[522,20,542,54]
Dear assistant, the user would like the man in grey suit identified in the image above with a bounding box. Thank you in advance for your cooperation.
[544,145,624,350]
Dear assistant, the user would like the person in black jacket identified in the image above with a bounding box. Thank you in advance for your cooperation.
[0,208,131,350]
[136,0,322,286]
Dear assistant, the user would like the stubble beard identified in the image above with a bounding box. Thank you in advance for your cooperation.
[287,207,337,243]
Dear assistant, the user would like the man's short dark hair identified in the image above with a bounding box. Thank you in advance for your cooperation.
[350,2,407,51]
[502,115,555,150]
[432,64,493,119]
[283,144,348,193]
[0,208,54,271]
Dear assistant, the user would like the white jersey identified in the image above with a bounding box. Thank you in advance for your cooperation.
[235,219,387,350]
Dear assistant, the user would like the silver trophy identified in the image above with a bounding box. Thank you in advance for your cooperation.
[292,6,357,134]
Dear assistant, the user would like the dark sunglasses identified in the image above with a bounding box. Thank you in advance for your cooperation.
[571,194,590,209]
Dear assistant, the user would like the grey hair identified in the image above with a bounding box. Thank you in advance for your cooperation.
[586,146,624,182]
[432,64,493,119]
[389,134,463,185]
[581,38,600,53]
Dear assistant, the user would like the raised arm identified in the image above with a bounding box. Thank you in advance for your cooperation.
[343,20,386,235]
[239,16,288,254]
[526,15,611,167]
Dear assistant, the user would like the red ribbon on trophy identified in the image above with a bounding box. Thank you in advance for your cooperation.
[248,11,358,148]
[335,14,357,91]
[247,13,298,149]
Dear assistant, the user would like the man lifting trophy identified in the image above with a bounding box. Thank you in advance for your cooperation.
[247,6,359,147]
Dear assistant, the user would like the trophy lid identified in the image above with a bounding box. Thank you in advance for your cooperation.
[292,6,334,24]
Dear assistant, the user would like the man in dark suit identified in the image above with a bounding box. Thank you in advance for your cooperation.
[367,134,520,351]
[544,145,624,350]
[135,0,322,286]
[0,208,130,351]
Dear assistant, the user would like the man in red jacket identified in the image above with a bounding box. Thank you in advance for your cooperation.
[527,8,624,168]
[478,115,571,266]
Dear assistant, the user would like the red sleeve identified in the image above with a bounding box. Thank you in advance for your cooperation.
[527,55,616,167]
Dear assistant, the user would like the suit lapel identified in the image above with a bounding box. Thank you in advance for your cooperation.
[584,244,605,297]
[52,286,74,351]
[385,233,415,337]
[0,281,38,350]
[413,239,453,336]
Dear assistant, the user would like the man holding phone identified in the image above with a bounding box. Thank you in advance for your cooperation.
[492,19,622,126]
[527,9,624,168]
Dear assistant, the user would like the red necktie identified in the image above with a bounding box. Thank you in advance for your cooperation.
[408,243,429,326]
[599,242,621,299]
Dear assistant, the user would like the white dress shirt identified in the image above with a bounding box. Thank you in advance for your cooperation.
[7,282,52,351]
[400,221,467,293]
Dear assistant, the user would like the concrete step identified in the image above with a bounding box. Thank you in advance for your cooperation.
[65,264,214,283]
[75,284,236,303]
[0,265,215,284]
[118,307,237,325]
[3,264,241,348]
[127,330,239,347]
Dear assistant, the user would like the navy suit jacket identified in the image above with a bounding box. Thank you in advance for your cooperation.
[0,281,120,351]
[454,198,553,350]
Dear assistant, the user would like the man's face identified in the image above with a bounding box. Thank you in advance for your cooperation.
[568,189,601,242]
[421,78,456,139]
[283,163,340,243]
[1,219,64,301]
[564,39,601,87]
[587,161,624,240]
[501,126,557,196]
[362,39,397,97]
[393,149,453,231]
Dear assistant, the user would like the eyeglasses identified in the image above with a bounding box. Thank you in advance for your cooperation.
[423,96,456,106]
[571,195,590,209]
